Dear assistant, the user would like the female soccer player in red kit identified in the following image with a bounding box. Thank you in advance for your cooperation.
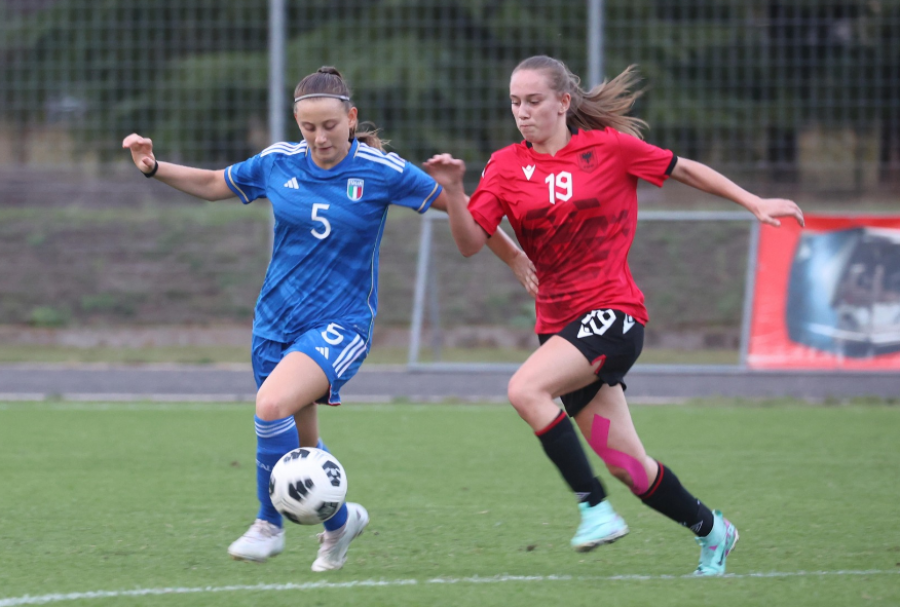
[425,55,804,575]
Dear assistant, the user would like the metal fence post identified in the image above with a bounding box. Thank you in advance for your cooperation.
[408,214,434,366]
[739,221,761,368]
[267,0,286,257]
[268,0,286,146]
[587,0,604,87]
[427,251,443,361]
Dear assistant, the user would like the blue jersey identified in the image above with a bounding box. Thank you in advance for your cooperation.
[225,139,442,343]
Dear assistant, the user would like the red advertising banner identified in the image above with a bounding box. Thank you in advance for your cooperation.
[748,215,900,370]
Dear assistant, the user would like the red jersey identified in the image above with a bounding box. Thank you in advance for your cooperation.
[468,127,675,333]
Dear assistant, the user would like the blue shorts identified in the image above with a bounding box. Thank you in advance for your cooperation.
[251,322,369,406]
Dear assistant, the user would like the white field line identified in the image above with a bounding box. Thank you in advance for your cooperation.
[1,570,898,606]
[0,393,258,403]
[0,402,254,411]
[0,393,501,404]
[0,394,675,405]
[0,401,510,412]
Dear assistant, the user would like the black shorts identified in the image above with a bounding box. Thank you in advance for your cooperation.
[538,308,644,418]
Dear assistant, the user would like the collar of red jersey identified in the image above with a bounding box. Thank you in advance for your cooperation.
[525,124,579,149]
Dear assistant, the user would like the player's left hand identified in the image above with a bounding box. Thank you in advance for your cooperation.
[423,154,466,191]
[510,250,539,298]
[752,197,804,228]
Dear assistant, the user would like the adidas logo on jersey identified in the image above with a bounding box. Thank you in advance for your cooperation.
[316,347,329,360]
[522,165,536,180]
[283,177,299,189]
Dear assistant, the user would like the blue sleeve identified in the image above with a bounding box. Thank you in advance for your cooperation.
[390,160,442,214]
[224,154,269,204]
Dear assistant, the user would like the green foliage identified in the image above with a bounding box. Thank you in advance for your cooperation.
[0,0,586,166]
[605,1,899,166]
[28,305,69,327]
[80,293,136,317]
[3,0,896,178]
[25,232,47,247]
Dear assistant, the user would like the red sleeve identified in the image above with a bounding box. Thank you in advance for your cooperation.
[613,130,676,187]
[466,156,505,236]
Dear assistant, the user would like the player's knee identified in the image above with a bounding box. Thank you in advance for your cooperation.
[604,457,656,492]
[255,392,288,421]
[606,464,633,487]
[506,376,532,413]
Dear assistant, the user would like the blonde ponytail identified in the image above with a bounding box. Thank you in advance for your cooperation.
[513,56,648,139]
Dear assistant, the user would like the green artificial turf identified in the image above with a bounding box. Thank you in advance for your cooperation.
[0,400,898,606]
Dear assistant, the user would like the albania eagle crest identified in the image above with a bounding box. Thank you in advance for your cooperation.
[578,149,600,172]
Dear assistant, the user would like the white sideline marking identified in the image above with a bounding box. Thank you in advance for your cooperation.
[0,398,508,410]
[0,402,464,412]
[0,402,253,412]
[0,393,473,404]
[1,570,897,606]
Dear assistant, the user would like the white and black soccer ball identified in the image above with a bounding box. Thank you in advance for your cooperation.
[269,447,347,525]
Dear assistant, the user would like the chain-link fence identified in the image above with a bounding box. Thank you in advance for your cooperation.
[607,1,900,196]
[1,1,898,344]
[3,1,898,188]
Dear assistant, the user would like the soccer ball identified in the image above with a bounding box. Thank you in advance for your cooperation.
[269,447,347,525]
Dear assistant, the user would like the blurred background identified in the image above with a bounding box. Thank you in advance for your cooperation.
[1,0,898,366]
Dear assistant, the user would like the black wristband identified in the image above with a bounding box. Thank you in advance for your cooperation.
[144,160,159,178]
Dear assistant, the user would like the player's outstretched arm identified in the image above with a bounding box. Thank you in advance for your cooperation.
[671,157,804,228]
[429,176,538,297]
[122,133,234,201]
[424,154,488,257]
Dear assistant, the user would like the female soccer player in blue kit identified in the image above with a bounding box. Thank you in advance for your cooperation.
[122,66,535,572]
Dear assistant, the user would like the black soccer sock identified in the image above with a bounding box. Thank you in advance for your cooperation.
[638,461,715,537]
[535,410,607,507]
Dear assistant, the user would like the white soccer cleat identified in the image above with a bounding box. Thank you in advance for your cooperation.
[228,518,285,562]
[311,503,369,572]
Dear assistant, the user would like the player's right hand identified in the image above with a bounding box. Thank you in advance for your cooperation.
[510,250,539,298]
[121,133,156,175]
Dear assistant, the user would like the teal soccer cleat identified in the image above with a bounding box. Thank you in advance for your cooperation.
[694,510,739,576]
[571,500,629,552]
